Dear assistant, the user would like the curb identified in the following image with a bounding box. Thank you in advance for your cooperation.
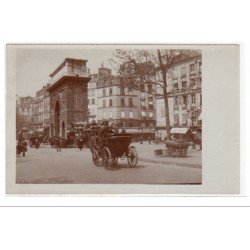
[138,158,202,169]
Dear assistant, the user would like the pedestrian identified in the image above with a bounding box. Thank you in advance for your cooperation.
[21,139,28,157]
[35,139,39,149]
[56,137,62,152]
[148,136,151,144]
[16,142,23,157]
[77,137,83,150]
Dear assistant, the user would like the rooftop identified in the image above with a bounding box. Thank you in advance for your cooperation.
[49,58,88,77]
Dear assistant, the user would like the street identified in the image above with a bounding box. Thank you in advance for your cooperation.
[16,144,202,184]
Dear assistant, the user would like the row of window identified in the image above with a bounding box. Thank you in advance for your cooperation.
[173,78,201,89]
[174,113,198,125]
[102,111,135,119]
[102,98,135,108]
[88,98,96,105]
[101,86,134,97]
[174,94,202,106]
[173,62,202,78]
[101,110,154,119]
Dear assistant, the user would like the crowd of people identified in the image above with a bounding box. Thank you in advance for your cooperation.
[16,121,122,157]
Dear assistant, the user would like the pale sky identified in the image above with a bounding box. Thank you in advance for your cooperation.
[16,46,116,97]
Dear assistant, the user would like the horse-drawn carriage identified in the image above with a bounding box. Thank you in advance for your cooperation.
[90,131,138,169]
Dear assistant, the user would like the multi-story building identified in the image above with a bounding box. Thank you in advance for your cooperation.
[138,90,156,128]
[156,52,202,138]
[43,84,51,136]
[97,67,139,127]
[33,84,50,133]
[16,96,34,131]
[87,74,98,122]
[96,66,156,128]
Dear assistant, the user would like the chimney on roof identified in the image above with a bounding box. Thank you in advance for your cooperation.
[98,66,111,79]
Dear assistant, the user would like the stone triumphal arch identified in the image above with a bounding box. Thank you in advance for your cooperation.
[47,58,91,137]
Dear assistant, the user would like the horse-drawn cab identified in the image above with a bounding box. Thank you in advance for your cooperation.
[89,124,138,169]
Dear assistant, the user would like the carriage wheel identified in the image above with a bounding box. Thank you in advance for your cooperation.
[101,147,112,169]
[127,146,138,168]
[92,149,100,166]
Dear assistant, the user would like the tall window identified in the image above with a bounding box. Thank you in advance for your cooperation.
[103,89,106,97]
[174,114,179,125]
[120,86,125,95]
[92,99,95,105]
[121,98,125,107]
[129,111,133,118]
[129,98,133,107]
[147,84,152,93]
[103,99,106,107]
[109,99,113,107]
[182,114,187,124]
[109,88,113,96]
[200,94,202,107]
[121,111,125,118]
[190,63,195,72]
[191,94,196,104]
[183,95,187,105]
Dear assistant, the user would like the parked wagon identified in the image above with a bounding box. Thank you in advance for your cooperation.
[90,133,138,169]
[165,139,189,157]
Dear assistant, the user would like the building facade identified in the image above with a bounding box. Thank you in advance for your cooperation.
[16,96,34,131]
[87,74,98,122]
[96,66,156,128]
[156,52,202,138]
[138,90,156,128]
[47,58,91,137]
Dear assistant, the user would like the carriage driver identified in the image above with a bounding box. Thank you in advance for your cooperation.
[100,120,112,138]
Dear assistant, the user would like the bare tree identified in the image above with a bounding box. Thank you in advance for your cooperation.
[110,49,200,139]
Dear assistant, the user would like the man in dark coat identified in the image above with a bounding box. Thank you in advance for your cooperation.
[21,139,28,156]
[55,136,62,152]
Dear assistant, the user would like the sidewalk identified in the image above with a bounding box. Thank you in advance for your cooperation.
[132,142,202,169]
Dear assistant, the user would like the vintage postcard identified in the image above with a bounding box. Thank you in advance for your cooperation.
[6,44,240,194]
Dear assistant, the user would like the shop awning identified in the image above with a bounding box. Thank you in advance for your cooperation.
[170,127,189,134]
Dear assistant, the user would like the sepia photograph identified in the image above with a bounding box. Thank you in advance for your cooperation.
[6,44,239,194]
[14,45,202,185]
